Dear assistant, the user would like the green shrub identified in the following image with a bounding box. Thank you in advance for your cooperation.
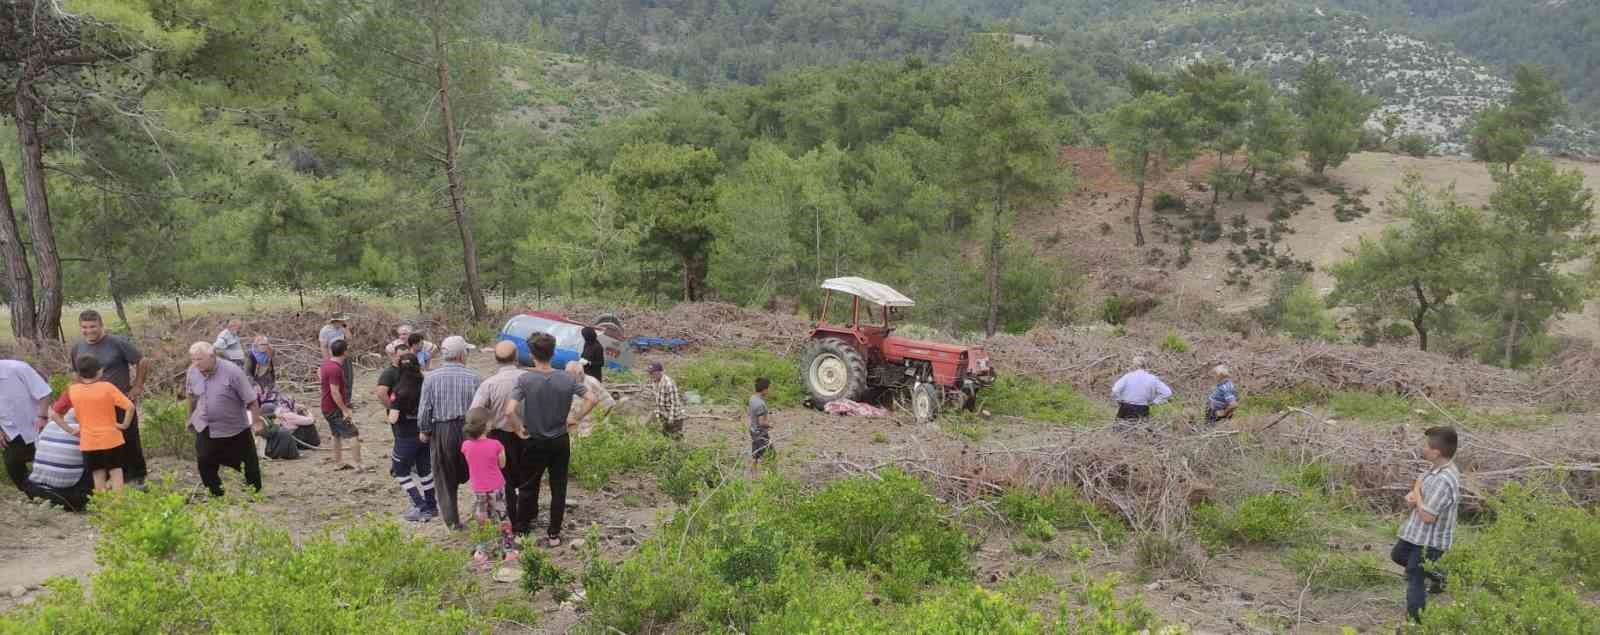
[1151,191,1185,213]
[675,349,802,407]
[1057,573,1162,635]
[998,487,1126,546]
[7,481,480,633]
[1418,483,1600,632]
[1396,134,1434,158]
[1158,330,1188,353]
[1133,532,1201,580]
[655,444,726,504]
[1284,547,1388,591]
[521,545,574,600]
[138,397,194,461]
[981,376,1107,425]
[570,416,671,489]
[1022,517,1058,542]
[791,469,971,581]
[1193,493,1308,546]
[1327,391,1413,422]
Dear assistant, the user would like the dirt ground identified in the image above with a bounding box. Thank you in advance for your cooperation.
[1035,150,1600,340]
[0,342,1464,634]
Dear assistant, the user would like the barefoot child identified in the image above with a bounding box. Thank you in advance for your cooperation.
[49,355,133,492]
[461,407,513,561]
[748,377,772,476]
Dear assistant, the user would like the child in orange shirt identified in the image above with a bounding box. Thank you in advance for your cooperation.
[50,355,133,492]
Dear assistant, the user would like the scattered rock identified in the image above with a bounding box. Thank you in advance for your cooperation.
[570,539,586,550]
[1144,581,1164,592]
[492,566,522,584]
[1175,591,1192,602]
[8,586,26,599]
[1238,590,1255,602]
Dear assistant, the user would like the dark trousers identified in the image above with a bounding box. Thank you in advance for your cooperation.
[25,474,93,512]
[514,435,570,537]
[489,429,525,524]
[116,408,147,481]
[3,436,35,493]
[430,418,468,529]
[1391,539,1445,623]
[1116,402,1151,420]
[195,429,262,497]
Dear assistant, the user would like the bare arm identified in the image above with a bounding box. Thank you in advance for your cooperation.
[247,401,264,433]
[131,358,149,401]
[497,447,507,469]
[569,392,599,430]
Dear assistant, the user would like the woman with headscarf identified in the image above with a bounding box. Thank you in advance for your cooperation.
[244,336,276,392]
[580,326,605,382]
[389,353,436,521]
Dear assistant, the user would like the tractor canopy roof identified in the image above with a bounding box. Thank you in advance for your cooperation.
[821,277,915,307]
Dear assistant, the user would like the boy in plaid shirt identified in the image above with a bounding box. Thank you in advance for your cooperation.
[1391,425,1461,624]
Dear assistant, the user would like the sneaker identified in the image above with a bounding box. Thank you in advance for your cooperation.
[419,506,439,520]
[1427,578,1445,594]
[401,506,427,522]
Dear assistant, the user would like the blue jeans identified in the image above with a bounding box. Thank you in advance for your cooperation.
[1391,539,1445,622]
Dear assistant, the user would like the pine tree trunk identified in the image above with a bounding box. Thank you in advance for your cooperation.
[1410,280,1429,352]
[109,270,131,335]
[430,0,488,324]
[14,83,64,341]
[985,183,1007,339]
[1503,296,1521,367]
[1132,179,1147,247]
[0,159,38,340]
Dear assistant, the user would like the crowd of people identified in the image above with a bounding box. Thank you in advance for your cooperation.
[0,312,1462,623]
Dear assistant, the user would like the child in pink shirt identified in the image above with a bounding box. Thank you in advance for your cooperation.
[461,407,513,561]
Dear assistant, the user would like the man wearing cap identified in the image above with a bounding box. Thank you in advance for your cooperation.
[418,335,481,530]
[186,342,265,497]
[647,362,686,440]
[320,313,353,399]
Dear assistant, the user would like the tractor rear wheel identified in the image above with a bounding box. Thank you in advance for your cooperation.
[802,338,867,407]
[911,383,939,422]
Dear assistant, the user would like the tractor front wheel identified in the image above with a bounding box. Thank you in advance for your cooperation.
[911,383,939,422]
[802,338,867,407]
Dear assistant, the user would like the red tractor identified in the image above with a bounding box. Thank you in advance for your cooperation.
[801,277,997,421]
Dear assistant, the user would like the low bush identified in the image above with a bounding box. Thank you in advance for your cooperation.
[998,487,1127,546]
[1158,330,1188,353]
[1193,493,1308,546]
[7,480,481,633]
[1418,483,1600,632]
[1327,391,1415,422]
[1133,532,1202,580]
[1284,546,1389,591]
[520,545,574,600]
[981,376,1107,425]
[571,417,734,502]
[675,349,803,407]
[138,397,194,461]
[1152,191,1185,213]
[1396,134,1434,158]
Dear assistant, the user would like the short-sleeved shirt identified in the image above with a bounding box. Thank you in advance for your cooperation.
[748,394,769,435]
[570,376,614,420]
[462,437,506,493]
[471,365,528,432]
[318,324,347,348]
[1398,462,1462,550]
[213,329,245,363]
[377,365,400,404]
[417,363,481,434]
[186,359,257,438]
[1208,380,1238,413]
[70,336,143,394]
[319,358,348,414]
[0,359,53,444]
[29,419,83,489]
[51,381,133,451]
[510,369,586,440]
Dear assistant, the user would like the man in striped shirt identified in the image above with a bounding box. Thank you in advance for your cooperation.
[1390,425,1461,624]
[647,362,685,440]
[26,412,91,511]
[418,336,482,530]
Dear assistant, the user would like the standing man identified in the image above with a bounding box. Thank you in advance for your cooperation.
[186,342,265,497]
[418,335,481,530]
[71,310,149,483]
[1110,356,1172,421]
[213,317,247,366]
[1391,426,1461,624]
[748,377,772,476]
[319,313,353,401]
[1206,365,1239,424]
[647,362,685,440]
[504,333,597,544]
[320,340,362,470]
[470,341,527,523]
[563,361,614,437]
[374,341,405,408]
[0,358,54,492]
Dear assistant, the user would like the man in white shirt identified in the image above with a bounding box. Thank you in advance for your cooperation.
[213,318,246,365]
[1110,356,1172,421]
[1,358,54,492]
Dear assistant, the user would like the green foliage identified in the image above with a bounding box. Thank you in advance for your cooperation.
[1294,58,1377,175]
[1159,330,1189,353]
[674,349,802,407]
[1395,133,1434,157]
[520,545,574,600]
[611,143,723,301]
[570,417,731,502]
[793,469,971,582]
[1103,74,1199,246]
[1256,271,1334,340]
[1152,192,1186,213]
[1284,547,1389,591]
[1327,391,1414,422]
[1133,533,1201,580]
[1328,173,1482,352]
[980,376,1107,426]
[998,487,1127,546]
[6,481,479,633]
[656,445,725,505]
[1193,494,1308,546]
[138,397,194,461]
[1417,483,1600,633]
[1468,106,1533,168]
